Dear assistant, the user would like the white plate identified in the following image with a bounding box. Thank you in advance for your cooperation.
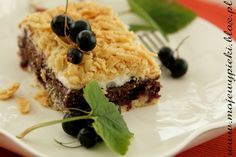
[0,0,236,157]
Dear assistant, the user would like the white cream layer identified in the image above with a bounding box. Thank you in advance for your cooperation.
[57,72,131,90]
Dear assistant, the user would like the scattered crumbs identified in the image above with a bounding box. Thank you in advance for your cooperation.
[0,82,21,100]
[17,97,31,114]
[34,90,50,107]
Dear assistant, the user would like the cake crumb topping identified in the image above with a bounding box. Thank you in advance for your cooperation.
[17,97,31,114]
[20,2,161,89]
[0,82,20,100]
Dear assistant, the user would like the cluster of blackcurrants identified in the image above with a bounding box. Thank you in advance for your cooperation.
[62,109,102,148]
[158,47,188,78]
[51,15,96,64]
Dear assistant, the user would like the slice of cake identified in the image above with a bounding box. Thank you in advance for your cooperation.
[18,2,161,111]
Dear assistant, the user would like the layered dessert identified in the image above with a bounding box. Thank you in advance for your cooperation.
[18,2,161,111]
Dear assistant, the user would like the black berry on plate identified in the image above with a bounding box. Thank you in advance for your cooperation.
[69,20,91,42]
[77,126,98,148]
[76,30,96,51]
[65,96,92,112]
[158,47,173,61]
[67,48,83,64]
[51,15,73,37]
[170,58,188,78]
[96,135,103,143]
[62,111,89,137]
[158,47,175,68]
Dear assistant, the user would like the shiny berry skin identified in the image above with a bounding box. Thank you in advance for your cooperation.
[67,48,83,64]
[76,30,96,51]
[69,20,91,42]
[51,15,73,37]
[62,111,88,137]
[77,127,97,148]
[170,58,188,78]
[158,47,175,68]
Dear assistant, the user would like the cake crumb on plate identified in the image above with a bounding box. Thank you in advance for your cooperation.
[34,90,50,107]
[17,97,31,114]
[0,82,20,100]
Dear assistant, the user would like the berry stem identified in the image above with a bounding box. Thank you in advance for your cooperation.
[175,35,190,58]
[65,0,69,14]
[54,139,78,144]
[64,0,71,44]
[54,139,82,148]
[64,0,68,35]
[16,115,94,139]
[66,108,91,114]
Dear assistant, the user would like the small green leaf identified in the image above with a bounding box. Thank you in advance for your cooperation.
[129,24,156,32]
[83,81,133,155]
[127,0,164,34]
[128,0,196,34]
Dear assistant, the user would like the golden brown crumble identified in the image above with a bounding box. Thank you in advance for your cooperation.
[19,2,161,89]
[0,82,20,100]
[34,90,50,107]
[17,97,31,114]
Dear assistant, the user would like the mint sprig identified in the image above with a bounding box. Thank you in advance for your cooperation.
[127,0,196,35]
[17,81,133,155]
[84,81,133,155]
[129,24,156,32]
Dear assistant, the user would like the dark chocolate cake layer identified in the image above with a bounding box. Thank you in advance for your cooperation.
[18,29,161,111]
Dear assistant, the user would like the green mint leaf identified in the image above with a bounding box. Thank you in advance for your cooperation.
[127,0,164,35]
[128,0,196,34]
[129,24,156,32]
[83,81,133,155]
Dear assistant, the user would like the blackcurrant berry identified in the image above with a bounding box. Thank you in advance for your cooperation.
[158,47,173,61]
[158,47,175,68]
[76,30,96,51]
[96,135,103,143]
[62,111,89,137]
[69,20,91,42]
[77,127,97,148]
[51,15,73,37]
[67,48,83,64]
[170,58,188,78]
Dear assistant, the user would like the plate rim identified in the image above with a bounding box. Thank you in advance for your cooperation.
[1,120,235,157]
[0,7,236,156]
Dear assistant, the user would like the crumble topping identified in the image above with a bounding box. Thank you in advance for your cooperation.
[19,2,161,89]
[0,82,20,100]
[17,97,31,114]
